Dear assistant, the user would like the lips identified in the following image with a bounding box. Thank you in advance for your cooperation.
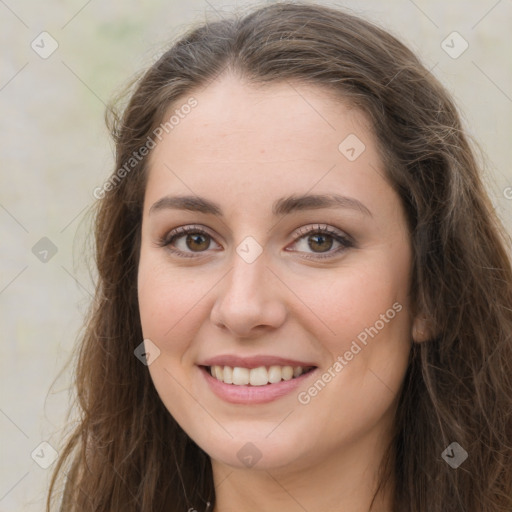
[198,355,318,404]
[200,355,317,369]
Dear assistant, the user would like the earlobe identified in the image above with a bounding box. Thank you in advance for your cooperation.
[412,314,431,343]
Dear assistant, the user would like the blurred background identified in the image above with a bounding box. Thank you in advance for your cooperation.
[1,0,511,510]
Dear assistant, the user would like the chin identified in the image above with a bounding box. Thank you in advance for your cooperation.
[184,418,315,472]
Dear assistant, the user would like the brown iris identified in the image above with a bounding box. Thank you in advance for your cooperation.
[186,233,210,251]
[308,233,333,252]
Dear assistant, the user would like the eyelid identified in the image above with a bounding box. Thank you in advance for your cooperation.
[292,223,353,244]
[161,224,217,244]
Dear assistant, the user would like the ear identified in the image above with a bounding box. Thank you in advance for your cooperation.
[412,314,431,343]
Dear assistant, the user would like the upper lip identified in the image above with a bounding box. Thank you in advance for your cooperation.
[199,355,317,369]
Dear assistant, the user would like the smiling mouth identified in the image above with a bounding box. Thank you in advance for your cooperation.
[203,365,316,386]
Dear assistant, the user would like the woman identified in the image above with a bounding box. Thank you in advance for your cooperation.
[47,2,512,511]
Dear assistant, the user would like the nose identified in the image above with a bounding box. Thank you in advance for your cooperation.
[209,242,287,339]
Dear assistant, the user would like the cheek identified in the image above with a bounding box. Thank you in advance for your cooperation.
[294,253,411,352]
[137,255,201,353]
[290,249,412,418]
[137,257,210,430]
[291,251,412,428]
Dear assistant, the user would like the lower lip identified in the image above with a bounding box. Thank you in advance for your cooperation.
[199,366,317,404]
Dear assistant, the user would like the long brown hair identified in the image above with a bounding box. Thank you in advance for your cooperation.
[47,2,512,510]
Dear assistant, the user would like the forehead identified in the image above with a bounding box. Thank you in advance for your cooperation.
[153,75,369,160]
[143,74,398,222]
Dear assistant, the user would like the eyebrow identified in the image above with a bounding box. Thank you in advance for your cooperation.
[149,193,372,218]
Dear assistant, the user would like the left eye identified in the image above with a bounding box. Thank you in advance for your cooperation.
[159,224,354,260]
[287,224,354,260]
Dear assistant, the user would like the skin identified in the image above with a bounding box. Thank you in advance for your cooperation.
[137,74,426,512]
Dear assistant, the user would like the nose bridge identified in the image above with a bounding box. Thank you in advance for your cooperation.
[210,234,287,335]
[226,236,270,301]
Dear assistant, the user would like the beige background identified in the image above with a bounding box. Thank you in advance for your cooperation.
[1,0,511,510]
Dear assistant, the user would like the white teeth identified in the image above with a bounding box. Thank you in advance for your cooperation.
[214,366,224,381]
[249,366,268,386]
[232,367,250,385]
[281,366,294,381]
[268,365,283,384]
[223,366,233,384]
[209,364,310,385]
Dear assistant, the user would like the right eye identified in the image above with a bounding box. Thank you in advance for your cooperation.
[158,225,221,258]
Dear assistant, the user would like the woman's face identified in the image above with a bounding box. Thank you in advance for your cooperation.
[138,74,416,472]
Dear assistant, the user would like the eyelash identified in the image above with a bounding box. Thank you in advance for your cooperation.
[158,224,354,260]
